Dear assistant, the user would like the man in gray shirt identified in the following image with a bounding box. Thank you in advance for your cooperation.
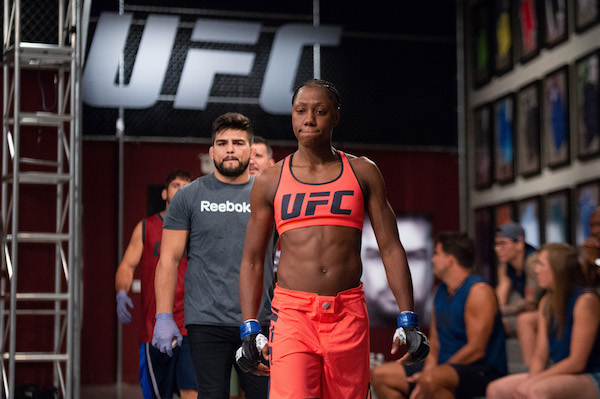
[153,112,273,398]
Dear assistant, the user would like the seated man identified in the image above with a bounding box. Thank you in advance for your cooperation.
[494,222,539,336]
[371,232,507,399]
[514,252,544,366]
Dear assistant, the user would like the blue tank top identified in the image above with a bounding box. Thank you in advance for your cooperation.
[434,274,507,375]
[548,287,600,372]
[506,244,537,297]
[506,263,525,297]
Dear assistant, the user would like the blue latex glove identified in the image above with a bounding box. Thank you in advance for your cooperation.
[152,313,182,357]
[116,290,133,324]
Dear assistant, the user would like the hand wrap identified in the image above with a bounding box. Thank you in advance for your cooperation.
[235,319,268,373]
[393,311,430,362]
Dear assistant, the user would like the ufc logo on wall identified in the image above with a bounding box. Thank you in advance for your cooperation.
[82,12,342,115]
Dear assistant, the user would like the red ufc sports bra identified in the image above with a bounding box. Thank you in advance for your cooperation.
[274,151,365,235]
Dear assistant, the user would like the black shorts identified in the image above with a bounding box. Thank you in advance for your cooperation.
[404,361,505,399]
[186,324,269,399]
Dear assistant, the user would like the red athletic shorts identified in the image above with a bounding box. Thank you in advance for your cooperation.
[269,284,371,399]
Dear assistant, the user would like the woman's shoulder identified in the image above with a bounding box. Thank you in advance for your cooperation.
[575,289,600,305]
[344,152,373,165]
[574,290,600,317]
[344,153,380,177]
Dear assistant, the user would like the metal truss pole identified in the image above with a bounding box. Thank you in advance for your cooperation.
[1,1,82,398]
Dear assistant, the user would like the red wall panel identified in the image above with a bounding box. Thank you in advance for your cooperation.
[81,141,119,384]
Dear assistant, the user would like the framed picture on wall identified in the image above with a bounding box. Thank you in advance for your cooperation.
[475,207,495,284]
[472,0,493,87]
[474,103,494,189]
[517,0,542,63]
[575,50,600,160]
[517,80,542,177]
[494,201,516,229]
[575,179,600,246]
[493,94,515,184]
[543,65,570,168]
[542,0,568,47]
[517,195,543,248]
[544,188,571,244]
[494,0,513,75]
[575,0,600,33]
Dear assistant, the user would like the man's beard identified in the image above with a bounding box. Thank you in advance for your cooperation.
[214,158,249,177]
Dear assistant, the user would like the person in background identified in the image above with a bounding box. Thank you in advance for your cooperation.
[153,113,274,399]
[581,206,600,287]
[495,222,541,368]
[371,232,506,399]
[514,251,543,366]
[248,135,275,177]
[486,243,600,399]
[115,170,197,399]
[517,207,600,367]
[237,79,428,398]
[494,222,539,335]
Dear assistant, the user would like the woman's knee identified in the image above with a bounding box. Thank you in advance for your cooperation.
[486,379,500,398]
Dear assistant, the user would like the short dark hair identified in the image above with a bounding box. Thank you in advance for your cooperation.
[292,79,341,110]
[435,232,476,270]
[165,169,192,188]
[211,112,254,144]
[253,135,273,159]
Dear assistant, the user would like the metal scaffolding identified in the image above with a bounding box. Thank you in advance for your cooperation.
[1,0,82,398]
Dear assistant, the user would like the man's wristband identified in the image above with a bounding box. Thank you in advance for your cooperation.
[397,311,419,328]
[240,319,260,339]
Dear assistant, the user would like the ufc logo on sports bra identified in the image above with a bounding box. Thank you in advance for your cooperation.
[280,191,354,220]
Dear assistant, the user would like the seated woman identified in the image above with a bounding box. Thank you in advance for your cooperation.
[486,243,600,399]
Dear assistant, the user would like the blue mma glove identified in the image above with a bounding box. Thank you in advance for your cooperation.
[393,311,430,362]
[116,290,134,324]
[235,319,268,373]
[152,313,182,357]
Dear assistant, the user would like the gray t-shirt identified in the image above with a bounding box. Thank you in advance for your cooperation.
[163,173,274,327]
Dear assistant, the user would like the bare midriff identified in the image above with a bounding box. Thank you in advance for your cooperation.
[276,224,363,296]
